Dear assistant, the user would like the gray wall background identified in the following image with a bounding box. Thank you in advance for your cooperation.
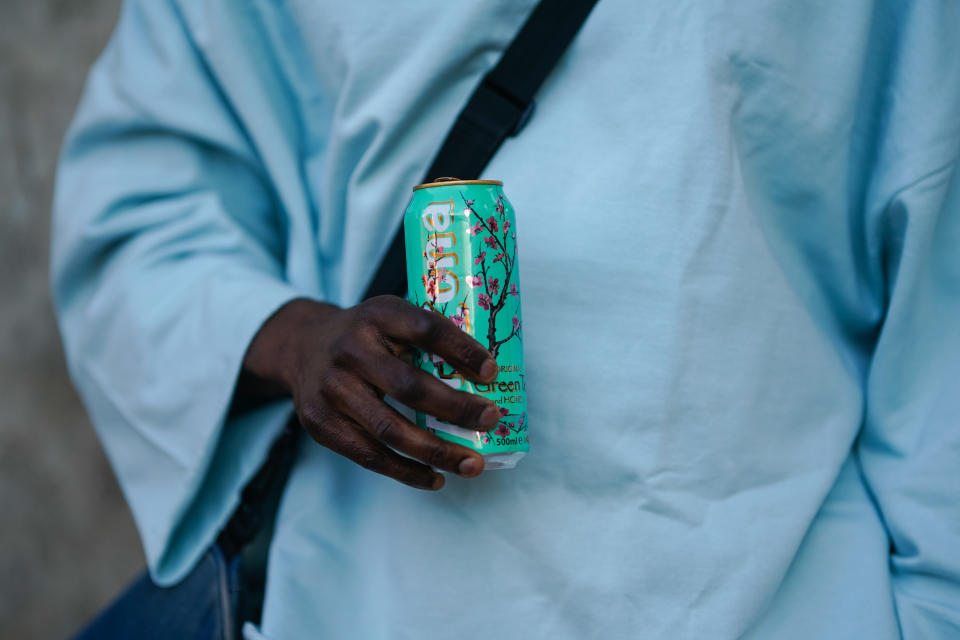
[0,1,144,638]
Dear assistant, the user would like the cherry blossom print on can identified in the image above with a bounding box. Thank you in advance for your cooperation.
[403,178,528,469]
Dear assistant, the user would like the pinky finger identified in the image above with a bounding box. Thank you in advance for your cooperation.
[310,413,445,491]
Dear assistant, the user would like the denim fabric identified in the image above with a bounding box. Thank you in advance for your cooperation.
[73,546,240,640]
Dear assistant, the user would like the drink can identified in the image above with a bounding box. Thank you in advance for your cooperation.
[403,178,529,469]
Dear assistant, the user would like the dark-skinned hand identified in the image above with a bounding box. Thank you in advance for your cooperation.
[240,296,500,490]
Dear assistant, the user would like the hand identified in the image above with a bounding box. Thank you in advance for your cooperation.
[241,296,501,490]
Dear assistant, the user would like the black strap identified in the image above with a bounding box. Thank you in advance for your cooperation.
[362,0,599,300]
[219,0,599,558]
[217,417,300,558]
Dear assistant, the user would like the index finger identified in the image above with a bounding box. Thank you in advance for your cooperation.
[362,296,498,383]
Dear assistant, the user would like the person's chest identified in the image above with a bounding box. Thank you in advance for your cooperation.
[195,0,886,338]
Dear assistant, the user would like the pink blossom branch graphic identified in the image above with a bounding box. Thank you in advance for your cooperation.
[461,192,520,359]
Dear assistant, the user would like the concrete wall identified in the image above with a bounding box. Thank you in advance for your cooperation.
[0,2,144,638]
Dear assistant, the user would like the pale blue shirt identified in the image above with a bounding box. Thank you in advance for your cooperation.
[52,1,960,638]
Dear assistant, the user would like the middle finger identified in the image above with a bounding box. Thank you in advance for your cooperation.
[355,349,502,432]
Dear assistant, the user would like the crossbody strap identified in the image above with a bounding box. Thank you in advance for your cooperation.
[363,0,600,300]
[219,0,600,559]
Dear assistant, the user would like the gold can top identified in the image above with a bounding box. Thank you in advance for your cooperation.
[413,177,503,191]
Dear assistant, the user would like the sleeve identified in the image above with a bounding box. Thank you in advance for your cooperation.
[859,162,960,637]
[51,0,306,584]
[856,5,960,635]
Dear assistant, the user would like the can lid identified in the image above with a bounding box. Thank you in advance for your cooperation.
[413,177,503,191]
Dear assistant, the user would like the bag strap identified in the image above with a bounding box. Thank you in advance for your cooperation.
[362,0,600,300]
[218,0,600,559]
[217,418,300,558]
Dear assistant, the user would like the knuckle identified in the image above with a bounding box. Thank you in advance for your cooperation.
[424,316,448,344]
[329,335,362,368]
[370,415,398,442]
[318,371,350,403]
[410,311,442,342]
[425,441,449,468]
[454,341,485,371]
[457,395,484,425]
[358,295,399,324]
[337,437,381,471]
[338,439,381,472]
[392,375,426,404]
[352,304,375,330]
[300,400,326,424]
[355,449,382,471]
[298,399,330,431]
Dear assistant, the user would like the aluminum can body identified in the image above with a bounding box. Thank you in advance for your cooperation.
[403,179,528,469]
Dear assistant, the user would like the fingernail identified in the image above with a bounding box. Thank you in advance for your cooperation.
[479,405,501,430]
[458,457,483,477]
[479,358,498,381]
[431,474,445,490]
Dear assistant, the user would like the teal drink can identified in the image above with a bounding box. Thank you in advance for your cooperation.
[403,178,528,469]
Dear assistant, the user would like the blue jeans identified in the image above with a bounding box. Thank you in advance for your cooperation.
[73,545,242,640]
